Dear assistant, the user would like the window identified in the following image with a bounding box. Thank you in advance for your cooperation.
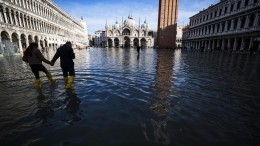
[219,9,222,16]
[230,4,234,12]
[224,7,227,14]
[245,0,249,6]
[233,18,238,29]
[241,16,246,28]
[248,14,255,27]
[237,1,241,10]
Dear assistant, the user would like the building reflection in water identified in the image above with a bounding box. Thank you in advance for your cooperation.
[142,49,179,145]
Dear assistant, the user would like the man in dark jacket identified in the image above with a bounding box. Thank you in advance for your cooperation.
[52,41,75,88]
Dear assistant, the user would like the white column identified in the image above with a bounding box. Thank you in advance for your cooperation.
[233,38,237,51]
[240,38,245,51]
[3,9,8,23]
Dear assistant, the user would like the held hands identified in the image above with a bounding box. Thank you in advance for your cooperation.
[48,61,54,66]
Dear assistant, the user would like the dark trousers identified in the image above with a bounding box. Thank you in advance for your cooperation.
[30,64,48,79]
[61,65,75,78]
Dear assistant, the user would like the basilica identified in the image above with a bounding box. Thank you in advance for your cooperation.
[104,14,154,48]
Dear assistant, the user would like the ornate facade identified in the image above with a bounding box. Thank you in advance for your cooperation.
[182,0,260,52]
[105,15,154,48]
[0,0,88,56]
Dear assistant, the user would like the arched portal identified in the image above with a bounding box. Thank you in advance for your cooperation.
[114,38,119,48]
[11,33,19,53]
[34,36,38,43]
[124,36,130,48]
[133,38,139,47]
[28,35,33,43]
[108,38,113,48]
[20,34,27,49]
[0,31,11,55]
[141,38,146,48]
[123,28,130,36]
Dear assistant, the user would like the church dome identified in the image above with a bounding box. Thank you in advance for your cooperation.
[114,21,120,29]
[124,15,136,28]
[141,20,148,29]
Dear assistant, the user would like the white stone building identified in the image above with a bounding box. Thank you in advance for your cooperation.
[176,25,183,48]
[182,0,260,52]
[94,30,106,47]
[0,0,88,56]
[105,14,154,48]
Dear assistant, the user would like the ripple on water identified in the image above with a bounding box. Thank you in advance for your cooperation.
[0,49,260,145]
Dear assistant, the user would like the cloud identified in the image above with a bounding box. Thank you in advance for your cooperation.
[56,1,158,34]
[53,0,219,34]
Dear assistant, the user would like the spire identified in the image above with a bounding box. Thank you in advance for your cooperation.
[105,19,108,29]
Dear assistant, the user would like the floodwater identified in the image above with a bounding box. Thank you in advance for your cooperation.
[0,48,259,146]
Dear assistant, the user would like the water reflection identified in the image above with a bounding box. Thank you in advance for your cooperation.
[36,90,55,124]
[0,48,260,146]
[64,89,81,124]
[142,49,176,145]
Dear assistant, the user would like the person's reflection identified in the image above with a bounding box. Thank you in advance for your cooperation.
[142,49,175,145]
[64,89,81,124]
[36,90,54,124]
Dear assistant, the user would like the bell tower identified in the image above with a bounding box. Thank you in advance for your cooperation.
[157,0,178,49]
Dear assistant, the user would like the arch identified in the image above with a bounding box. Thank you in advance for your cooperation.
[1,31,11,40]
[34,36,38,42]
[20,34,27,49]
[11,33,19,53]
[0,31,16,56]
[148,31,153,37]
[122,28,130,35]
[133,38,139,47]
[140,38,146,48]
[108,38,113,48]
[28,35,33,43]
[124,36,130,48]
[114,30,120,36]
[107,30,113,36]
[114,38,119,48]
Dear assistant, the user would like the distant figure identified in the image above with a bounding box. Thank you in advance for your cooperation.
[137,45,140,54]
[51,41,75,89]
[22,43,55,89]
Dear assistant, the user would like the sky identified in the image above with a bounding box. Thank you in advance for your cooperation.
[52,0,219,35]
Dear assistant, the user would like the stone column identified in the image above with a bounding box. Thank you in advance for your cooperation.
[244,15,250,28]
[237,17,242,29]
[230,19,235,30]
[9,9,14,25]
[18,38,23,53]
[224,21,228,32]
[217,39,220,48]
[227,38,231,50]
[253,12,259,27]
[249,37,254,49]
[17,12,21,27]
[219,22,223,32]
[221,39,225,50]
[212,40,216,49]
[240,38,245,51]
[233,38,237,51]
[208,40,212,50]
[3,9,8,23]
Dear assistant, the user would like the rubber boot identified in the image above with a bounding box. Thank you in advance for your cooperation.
[64,77,68,85]
[34,79,41,89]
[65,76,74,89]
[46,73,56,84]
